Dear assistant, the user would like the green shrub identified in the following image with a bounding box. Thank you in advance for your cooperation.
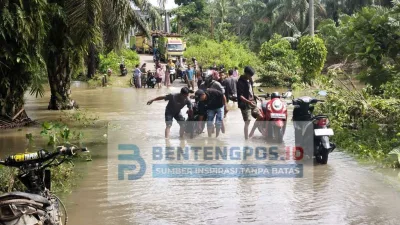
[183,39,259,72]
[298,35,327,85]
[256,34,301,87]
[317,19,345,62]
[314,72,400,167]
[98,48,139,74]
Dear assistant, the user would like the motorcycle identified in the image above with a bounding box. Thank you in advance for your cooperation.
[254,89,292,143]
[292,90,336,164]
[185,97,207,139]
[146,72,156,88]
[119,63,127,76]
[0,146,89,225]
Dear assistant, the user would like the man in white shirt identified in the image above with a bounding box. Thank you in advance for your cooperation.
[133,64,141,88]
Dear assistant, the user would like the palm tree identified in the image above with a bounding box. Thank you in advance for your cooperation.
[264,0,326,36]
[0,0,47,123]
[46,0,160,110]
[310,0,314,36]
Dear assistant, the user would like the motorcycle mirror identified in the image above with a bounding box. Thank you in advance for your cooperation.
[318,90,327,96]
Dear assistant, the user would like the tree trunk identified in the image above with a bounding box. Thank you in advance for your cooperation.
[47,52,78,110]
[87,43,96,79]
[300,9,304,32]
[0,77,32,128]
[309,0,314,36]
[211,16,214,39]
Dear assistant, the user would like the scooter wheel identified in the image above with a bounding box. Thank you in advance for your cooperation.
[315,146,329,164]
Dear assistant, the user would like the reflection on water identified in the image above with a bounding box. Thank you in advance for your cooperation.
[0,82,399,225]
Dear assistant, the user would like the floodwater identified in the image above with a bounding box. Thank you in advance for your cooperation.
[1,55,400,225]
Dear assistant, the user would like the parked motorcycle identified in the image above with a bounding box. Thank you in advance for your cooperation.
[292,90,336,164]
[0,146,89,225]
[146,72,156,88]
[254,89,292,143]
[119,62,127,76]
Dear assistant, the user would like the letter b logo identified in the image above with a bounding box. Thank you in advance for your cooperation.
[118,144,146,180]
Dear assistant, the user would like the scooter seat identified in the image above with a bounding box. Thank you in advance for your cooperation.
[0,192,50,206]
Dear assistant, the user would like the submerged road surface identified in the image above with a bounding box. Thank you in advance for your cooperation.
[1,54,400,225]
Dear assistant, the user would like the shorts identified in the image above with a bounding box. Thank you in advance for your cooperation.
[240,103,259,121]
[207,107,224,128]
[156,77,162,83]
[165,112,185,126]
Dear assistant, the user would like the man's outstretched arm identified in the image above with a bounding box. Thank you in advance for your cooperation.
[147,96,166,105]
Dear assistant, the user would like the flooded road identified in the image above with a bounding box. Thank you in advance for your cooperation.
[1,55,400,224]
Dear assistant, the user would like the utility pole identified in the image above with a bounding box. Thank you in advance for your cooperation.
[309,0,314,36]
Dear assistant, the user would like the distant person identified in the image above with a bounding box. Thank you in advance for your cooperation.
[196,66,203,88]
[232,67,239,80]
[147,87,193,138]
[199,72,225,93]
[176,56,182,68]
[140,63,147,88]
[212,70,220,81]
[192,57,198,70]
[186,64,195,90]
[133,64,141,88]
[195,89,227,138]
[155,66,163,89]
[222,70,237,103]
[165,65,171,87]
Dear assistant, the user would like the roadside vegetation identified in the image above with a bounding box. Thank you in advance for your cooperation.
[0,110,96,194]
[170,0,400,167]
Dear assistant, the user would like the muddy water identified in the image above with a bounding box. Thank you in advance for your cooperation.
[1,76,400,224]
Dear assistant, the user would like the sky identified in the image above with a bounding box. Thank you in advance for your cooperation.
[149,0,178,9]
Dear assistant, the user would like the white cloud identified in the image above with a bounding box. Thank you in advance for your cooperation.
[149,0,178,10]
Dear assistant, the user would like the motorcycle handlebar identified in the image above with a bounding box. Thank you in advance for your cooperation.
[0,146,89,168]
[58,146,89,157]
[292,99,325,105]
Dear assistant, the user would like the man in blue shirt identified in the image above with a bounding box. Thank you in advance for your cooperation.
[186,64,195,90]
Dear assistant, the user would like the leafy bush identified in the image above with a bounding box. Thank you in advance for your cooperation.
[341,6,400,88]
[98,48,139,74]
[318,5,400,89]
[257,34,301,87]
[314,72,400,167]
[317,19,346,62]
[184,39,259,72]
[298,35,327,85]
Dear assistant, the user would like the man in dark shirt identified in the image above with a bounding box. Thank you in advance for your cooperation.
[222,69,237,103]
[195,89,227,137]
[147,87,193,138]
[237,66,259,139]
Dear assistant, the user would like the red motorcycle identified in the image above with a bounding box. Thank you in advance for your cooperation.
[251,89,292,143]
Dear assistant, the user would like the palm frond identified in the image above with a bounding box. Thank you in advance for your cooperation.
[65,0,102,52]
